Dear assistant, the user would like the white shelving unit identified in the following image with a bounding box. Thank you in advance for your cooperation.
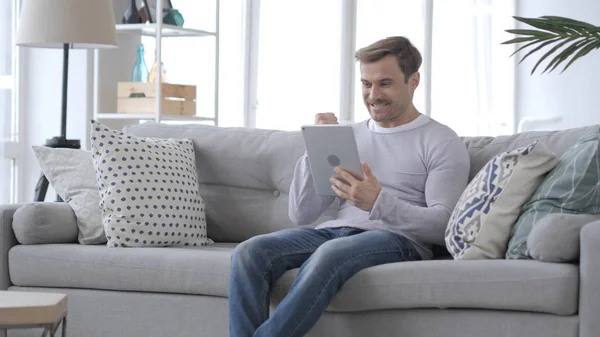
[92,0,220,125]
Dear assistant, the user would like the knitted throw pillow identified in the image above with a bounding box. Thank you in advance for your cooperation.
[90,120,213,248]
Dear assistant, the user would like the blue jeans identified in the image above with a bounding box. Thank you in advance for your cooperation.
[228,226,422,337]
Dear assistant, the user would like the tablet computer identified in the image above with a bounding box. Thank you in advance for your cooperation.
[301,125,363,196]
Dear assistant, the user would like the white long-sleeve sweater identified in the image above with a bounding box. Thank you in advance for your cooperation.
[288,115,470,260]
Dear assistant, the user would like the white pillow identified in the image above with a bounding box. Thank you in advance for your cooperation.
[445,141,558,259]
[32,146,106,244]
[90,120,213,248]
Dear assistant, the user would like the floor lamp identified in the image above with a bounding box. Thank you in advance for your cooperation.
[16,0,117,201]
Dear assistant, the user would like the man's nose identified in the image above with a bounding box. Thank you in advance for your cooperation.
[369,86,381,101]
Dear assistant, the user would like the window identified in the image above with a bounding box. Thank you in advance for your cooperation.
[353,0,515,136]
[430,0,515,137]
[0,0,18,203]
[354,0,427,123]
[241,0,515,136]
[254,0,342,131]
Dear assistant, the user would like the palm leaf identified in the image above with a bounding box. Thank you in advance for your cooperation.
[530,37,577,74]
[537,16,600,35]
[543,39,591,74]
[540,16,597,29]
[542,39,588,74]
[561,39,600,73]
[513,17,571,34]
[503,15,600,74]
[510,39,553,58]
[502,36,544,45]
[505,29,554,38]
[517,37,562,65]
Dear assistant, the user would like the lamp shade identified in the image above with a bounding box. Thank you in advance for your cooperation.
[16,0,118,49]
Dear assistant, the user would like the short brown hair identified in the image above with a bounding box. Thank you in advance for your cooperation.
[355,36,422,82]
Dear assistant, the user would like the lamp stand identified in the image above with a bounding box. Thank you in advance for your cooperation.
[33,43,81,202]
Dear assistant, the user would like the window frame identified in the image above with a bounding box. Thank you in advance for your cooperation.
[241,0,515,135]
[1,0,22,203]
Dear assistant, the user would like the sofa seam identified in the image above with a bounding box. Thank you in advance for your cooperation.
[272,275,579,288]
[12,252,230,276]
[12,252,579,283]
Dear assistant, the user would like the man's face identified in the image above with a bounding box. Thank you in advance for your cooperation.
[360,55,419,127]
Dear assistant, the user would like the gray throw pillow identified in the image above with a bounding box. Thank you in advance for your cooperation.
[527,213,600,263]
[32,146,106,244]
[12,203,79,244]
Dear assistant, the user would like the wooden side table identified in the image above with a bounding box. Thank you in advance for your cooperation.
[0,291,67,337]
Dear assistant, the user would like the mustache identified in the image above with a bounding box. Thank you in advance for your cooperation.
[368,99,390,105]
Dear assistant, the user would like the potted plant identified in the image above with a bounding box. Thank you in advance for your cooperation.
[502,16,600,74]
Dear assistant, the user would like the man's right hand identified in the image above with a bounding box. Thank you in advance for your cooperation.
[315,113,339,125]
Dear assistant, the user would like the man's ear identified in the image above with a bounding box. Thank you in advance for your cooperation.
[410,72,420,91]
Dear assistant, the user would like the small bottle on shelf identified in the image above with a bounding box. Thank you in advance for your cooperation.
[149,51,168,83]
[131,44,149,83]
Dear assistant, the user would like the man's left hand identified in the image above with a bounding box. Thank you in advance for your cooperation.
[330,162,382,212]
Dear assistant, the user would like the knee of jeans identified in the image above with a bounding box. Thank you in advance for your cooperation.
[308,240,344,270]
[231,236,265,267]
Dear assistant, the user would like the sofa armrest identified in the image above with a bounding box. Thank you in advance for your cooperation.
[579,220,600,337]
[0,204,21,290]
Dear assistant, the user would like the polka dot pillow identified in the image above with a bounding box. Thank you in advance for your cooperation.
[90,120,213,248]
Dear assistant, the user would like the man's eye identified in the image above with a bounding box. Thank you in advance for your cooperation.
[381,81,391,87]
[362,83,372,88]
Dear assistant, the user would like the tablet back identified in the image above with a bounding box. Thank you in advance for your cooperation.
[301,125,363,196]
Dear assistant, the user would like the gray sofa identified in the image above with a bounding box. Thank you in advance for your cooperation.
[1,122,599,337]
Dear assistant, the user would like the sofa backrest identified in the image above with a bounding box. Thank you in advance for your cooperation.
[123,122,331,242]
[124,122,597,243]
[462,125,597,181]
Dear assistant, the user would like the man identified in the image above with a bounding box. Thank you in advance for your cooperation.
[229,36,470,337]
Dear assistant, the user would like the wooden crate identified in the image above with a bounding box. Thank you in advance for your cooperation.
[117,82,196,116]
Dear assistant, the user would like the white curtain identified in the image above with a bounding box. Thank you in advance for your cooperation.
[430,0,516,137]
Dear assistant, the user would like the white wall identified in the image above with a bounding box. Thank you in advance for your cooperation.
[19,47,90,202]
[514,0,600,132]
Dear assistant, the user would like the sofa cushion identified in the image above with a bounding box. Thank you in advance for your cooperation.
[9,244,578,315]
[122,122,336,242]
[12,203,78,244]
[90,120,212,248]
[273,260,579,316]
[445,141,558,259]
[9,243,237,297]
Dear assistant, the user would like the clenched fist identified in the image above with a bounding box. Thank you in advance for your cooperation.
[315,113,339,125]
